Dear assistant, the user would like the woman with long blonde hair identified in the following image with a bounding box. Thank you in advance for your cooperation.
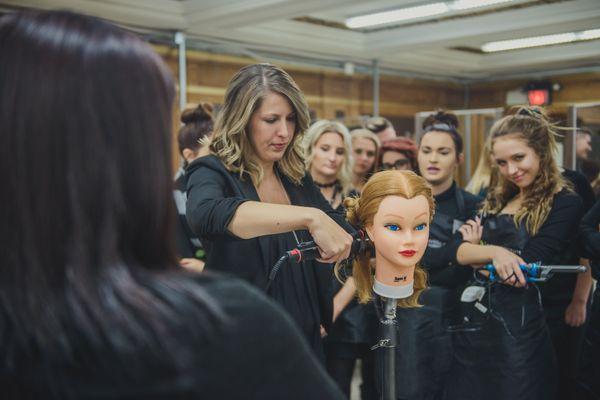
[185,63,354,360]
[350,129,381,193]
[447,106,585,400]
[303,120,354,210]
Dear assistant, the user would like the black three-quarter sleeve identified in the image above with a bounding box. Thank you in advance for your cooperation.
[185,164,248,240]
[521,191,583,264]
[580,199,600,260]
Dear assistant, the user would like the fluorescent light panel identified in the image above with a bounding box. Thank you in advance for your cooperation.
[345,0,515,29]
[482,29,600,52]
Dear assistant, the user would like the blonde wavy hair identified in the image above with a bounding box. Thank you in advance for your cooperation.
[466,134,495,196]
[337,170,434,307]
[209,63,310,186]
[482,106,571,235]
[303,120,354,195]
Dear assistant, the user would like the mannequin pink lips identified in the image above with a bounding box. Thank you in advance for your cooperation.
[399,250,416,257]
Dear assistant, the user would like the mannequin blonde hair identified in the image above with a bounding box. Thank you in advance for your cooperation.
[338,170,434,307]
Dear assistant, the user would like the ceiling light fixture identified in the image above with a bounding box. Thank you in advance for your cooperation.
[482,29,600,52]
[345,0,515,29]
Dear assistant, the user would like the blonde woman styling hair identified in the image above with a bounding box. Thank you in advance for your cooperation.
[186,63,354,358]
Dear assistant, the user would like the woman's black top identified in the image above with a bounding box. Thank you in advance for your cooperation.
[2,274,345,400]
[174,170,204,260]
[185,155,353,358]
[421,181,482,288]
[580,198,600,279]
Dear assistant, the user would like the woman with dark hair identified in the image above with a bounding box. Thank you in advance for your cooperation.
[446,106,584,400]
[379,136,418,172]
[174,103,213,272]
[185,63,354,360]
[0,10,345,399]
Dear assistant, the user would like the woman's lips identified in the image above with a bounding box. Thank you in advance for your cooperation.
[512,174,524,182]
[271,143,287,151]
[399,250,416,257]
[427,167,440,173]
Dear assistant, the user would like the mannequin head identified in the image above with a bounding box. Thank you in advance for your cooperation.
[342,170,434,307]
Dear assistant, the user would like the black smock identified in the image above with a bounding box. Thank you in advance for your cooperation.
[2,275,346,399]
[185,155,353,361]
[446,189,582,400]
[577,199,600,399]
[324,194,379,399]
[385,183,481,400]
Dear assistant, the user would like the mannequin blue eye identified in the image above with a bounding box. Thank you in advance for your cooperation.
[415,223,426,231]
[385,224,400,232]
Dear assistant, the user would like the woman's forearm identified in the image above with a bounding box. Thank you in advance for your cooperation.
[456,242,501,267]
[333,277,357,322]
[572,258,593,304]
[228,201,321,239]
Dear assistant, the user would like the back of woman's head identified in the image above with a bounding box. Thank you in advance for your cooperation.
[209,63,310,185]
[0,10,218,379]
[178,102,214,154]
[421,110,463,157]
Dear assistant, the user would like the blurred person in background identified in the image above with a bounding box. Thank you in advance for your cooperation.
[304,120,354,211]
[350,129,381,194]
[175,103,214,272]
[366,116,396,142]
[379,136,418,172]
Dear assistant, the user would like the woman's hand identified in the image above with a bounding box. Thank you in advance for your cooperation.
[490,246,527,287]
[180,258,205,273]
[565,299,587,327]
[307,209,353,264]
[458,216,483,244]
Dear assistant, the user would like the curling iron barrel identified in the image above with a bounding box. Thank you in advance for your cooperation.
[483,262,587,283]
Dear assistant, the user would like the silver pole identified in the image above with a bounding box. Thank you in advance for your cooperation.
[174,31,187,112]
[465,115,472,183]
[372,59,380,117]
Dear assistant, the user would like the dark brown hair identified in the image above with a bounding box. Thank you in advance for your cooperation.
[421,110,463,159]
[177,102,214,154]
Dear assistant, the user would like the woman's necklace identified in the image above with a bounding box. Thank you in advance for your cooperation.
[313,179,339,189]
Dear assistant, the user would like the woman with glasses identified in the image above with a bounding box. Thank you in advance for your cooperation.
[379,137,418,172]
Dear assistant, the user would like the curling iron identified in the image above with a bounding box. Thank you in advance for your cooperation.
[266,230,368,290]
[483,262,587,283]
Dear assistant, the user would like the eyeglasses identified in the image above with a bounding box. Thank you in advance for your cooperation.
[381,159,410,170]
[354,148,376,158]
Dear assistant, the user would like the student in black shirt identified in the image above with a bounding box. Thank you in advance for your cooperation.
[0,11,345,399]
[446,106,584,400]
[174,103,214,272]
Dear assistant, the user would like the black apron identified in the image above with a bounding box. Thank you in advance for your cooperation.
[378,189,467,400]
[446,214,558,400]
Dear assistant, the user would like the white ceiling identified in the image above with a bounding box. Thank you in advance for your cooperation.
[2,0,600,82]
